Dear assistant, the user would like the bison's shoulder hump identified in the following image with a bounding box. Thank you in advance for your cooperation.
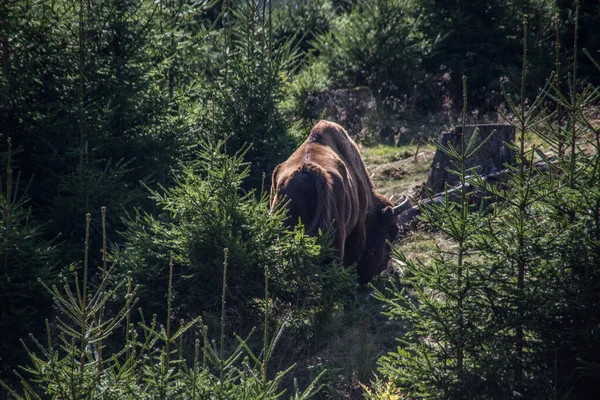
[309,120,349,142]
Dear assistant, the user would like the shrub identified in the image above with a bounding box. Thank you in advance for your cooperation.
[0,139,58,376]
[0,0,190,264]
[418,0,557,113]
[281,59,331,123]
[117,137,355,332]
[314,0,429,109]
[0,213,325,399]
[215,0,300,189]
[273,0,334,58]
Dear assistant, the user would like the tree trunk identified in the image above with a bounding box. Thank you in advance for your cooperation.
[425,124,516,194]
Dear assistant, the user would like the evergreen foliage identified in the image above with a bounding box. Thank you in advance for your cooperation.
[1,0,600,396]
[315,0,428,109]
[0,139,58,377]
[556,0,600,89]
[273,0,334,58]
[117,137,354,331]
[215,0,299,189]
[419,0,557,112]
[280,59,331,124]
[291,0,598,122]
[1,0,171,262]
[370,14,600,399]
[0,214,324,399]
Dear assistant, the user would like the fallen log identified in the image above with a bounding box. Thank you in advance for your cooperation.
[396,156,558,235]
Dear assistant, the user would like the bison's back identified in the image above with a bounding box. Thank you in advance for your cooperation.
[272,120,372,234]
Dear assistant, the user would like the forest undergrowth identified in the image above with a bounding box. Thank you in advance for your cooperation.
[2,0,600,399]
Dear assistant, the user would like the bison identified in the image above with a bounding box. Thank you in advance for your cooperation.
[270,120,409,284]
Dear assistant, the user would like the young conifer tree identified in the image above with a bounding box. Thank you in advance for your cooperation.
[371,76,503,398]
[0,138,58,377]
[369,8,600,399]
[1,211,325,399]
[215,0,300,189]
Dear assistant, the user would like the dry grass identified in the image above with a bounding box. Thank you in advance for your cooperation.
[360,143,435,200]
[360,141,445,278]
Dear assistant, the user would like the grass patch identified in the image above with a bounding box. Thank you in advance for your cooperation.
[360,144,418,164]
[361,143,435,199]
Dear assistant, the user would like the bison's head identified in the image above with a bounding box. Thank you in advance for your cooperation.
[356,197,400,284]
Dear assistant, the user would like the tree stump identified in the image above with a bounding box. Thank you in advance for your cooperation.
[424,124,516,194]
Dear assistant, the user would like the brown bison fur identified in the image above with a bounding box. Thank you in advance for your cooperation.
[270,120,399,284]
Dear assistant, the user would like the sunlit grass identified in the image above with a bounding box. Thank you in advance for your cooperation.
[361,143,435,199]
[360,144,420,164]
